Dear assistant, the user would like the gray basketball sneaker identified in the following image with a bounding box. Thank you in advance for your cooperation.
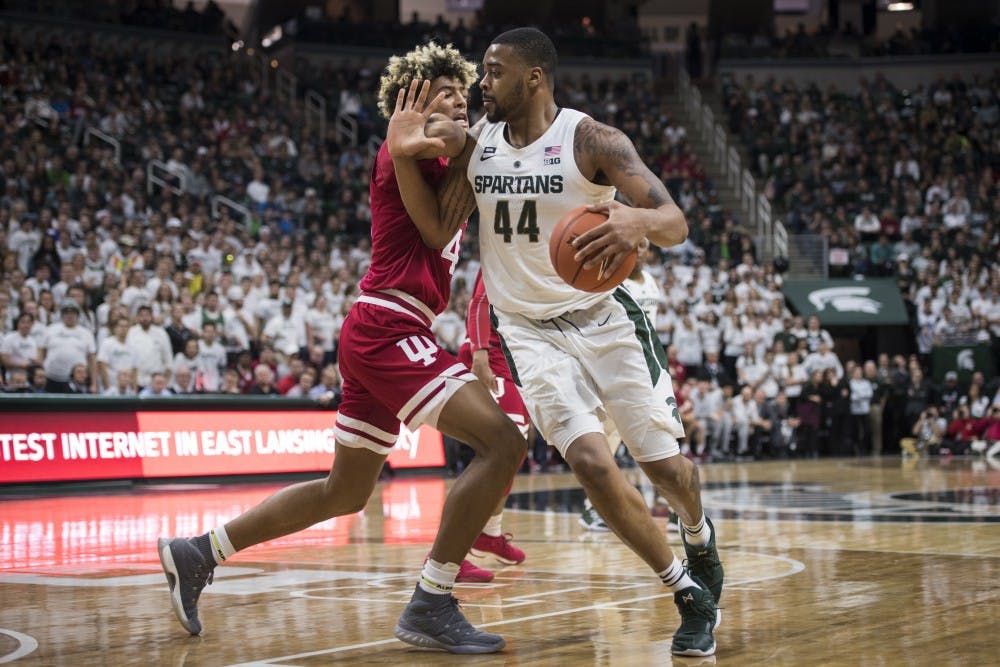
[394,584,506,654]
[158,537,215,635]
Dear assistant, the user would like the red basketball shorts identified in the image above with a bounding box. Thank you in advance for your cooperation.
[334,293,476,455]
[457,343,530,438]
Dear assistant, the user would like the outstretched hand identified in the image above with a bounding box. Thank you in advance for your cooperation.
[571,200,646,278]
[386,79,446,158]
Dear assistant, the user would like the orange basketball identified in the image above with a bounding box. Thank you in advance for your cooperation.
[549,206,637,293]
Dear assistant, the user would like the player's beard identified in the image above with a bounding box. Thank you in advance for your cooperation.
[485,80,526,123]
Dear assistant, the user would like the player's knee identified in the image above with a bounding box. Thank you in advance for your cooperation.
[570,448,617,489]
[321,474,376,516]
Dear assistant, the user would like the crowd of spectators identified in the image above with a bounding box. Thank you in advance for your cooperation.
[718,21,1000,60]
[295,9,648,59]
[2,0,231,35]
[2,20,998,464]
[721,71,999,315]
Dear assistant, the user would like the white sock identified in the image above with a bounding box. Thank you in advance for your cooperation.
[419,558,459,595]
[682,513,712,548]
[483,513,503,537]
[658,556,698,593]
[208,526,236,564]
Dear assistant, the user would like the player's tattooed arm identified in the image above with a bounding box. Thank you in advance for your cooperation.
[573,118,687,250]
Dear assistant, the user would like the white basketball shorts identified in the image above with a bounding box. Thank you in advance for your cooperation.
[491,287,684,462]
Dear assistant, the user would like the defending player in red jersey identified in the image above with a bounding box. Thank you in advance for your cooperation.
[157,44,525,655]
[458,270,528,566]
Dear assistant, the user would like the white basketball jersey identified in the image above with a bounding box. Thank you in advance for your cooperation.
[468,108,616,320]
[623,269,662,324]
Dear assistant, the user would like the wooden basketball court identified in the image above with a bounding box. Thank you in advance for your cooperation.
[1,457,998,665]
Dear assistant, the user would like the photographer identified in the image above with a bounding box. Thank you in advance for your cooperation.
[900,406,947,457]
[945,404,984,455]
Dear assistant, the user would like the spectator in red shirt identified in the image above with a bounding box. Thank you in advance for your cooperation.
[946,405,983,447]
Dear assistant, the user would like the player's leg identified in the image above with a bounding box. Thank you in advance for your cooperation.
[394,379,525,654]
[495,303,717,657]
[468,376,528,564]
[157,442,386,635]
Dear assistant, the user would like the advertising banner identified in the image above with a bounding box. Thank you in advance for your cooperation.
[0,410,444,484]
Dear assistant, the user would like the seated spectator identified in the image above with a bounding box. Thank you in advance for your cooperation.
[139,372,173,397]
[67,363,91,394]
[219,368,242,395]
[901,406,946,456]
[170,366,197,394]
[276,357,306,395]
[945,405,983,453]
[2,367,32,393]
[309,363,343,408]
[960,382,990,419]
[104,369,137,397]
[247,364,280,395]
[28,365,47,393]
[286,367,317,397]
[233,350,256,393]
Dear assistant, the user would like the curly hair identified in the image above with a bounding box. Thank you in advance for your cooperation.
[376,42,478,120]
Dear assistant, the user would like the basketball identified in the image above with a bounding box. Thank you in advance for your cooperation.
[549,206,638,293]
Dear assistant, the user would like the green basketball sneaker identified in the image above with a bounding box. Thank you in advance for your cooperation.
[679,516,724,603]
[579,498,610,532]
[671,577,718,656]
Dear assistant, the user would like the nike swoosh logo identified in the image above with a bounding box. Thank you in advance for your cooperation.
[479,154,497,161]
[597,314,612,326]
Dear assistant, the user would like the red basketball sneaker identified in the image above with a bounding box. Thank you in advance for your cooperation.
[457,559,495,583]
[470,533,526,565]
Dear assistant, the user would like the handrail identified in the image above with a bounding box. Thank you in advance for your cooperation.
[774,218,789,261]
[714,125,726,166]
[757,193,773,257]
[147,159,185,196]
[276,68,297,107]
[727,145,740,193]
[84,126,122,165]
[336,110,358,147]
[741,169,756,229]
[304,89,326,140]
[211,195,252,227]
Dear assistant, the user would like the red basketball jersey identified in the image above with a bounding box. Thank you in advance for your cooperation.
[361,143,464,316]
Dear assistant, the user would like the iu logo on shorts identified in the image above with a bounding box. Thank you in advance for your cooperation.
[396,335,439,367]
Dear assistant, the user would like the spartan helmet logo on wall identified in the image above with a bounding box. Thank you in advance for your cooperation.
[807,287,883,314]
[957,349,975,371]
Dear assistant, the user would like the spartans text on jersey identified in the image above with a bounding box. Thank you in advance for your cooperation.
[474,174,563,195]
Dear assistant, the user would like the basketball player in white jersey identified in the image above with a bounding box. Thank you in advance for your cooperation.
[386,28,723,657]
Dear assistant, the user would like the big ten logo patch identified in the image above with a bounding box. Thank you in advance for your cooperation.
[396,336,439,367]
